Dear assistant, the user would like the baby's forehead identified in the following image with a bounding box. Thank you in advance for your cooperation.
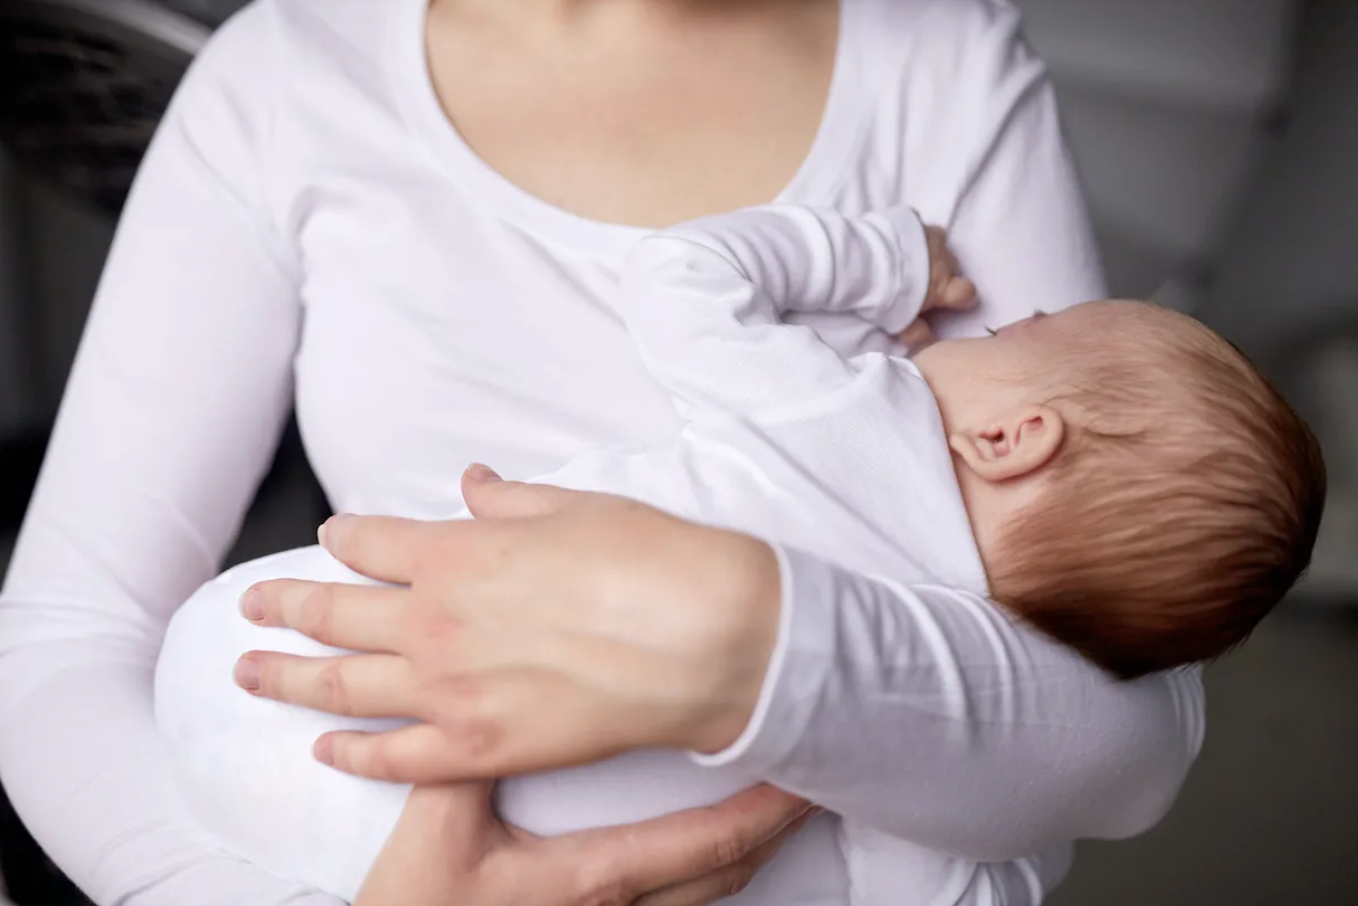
[1067,299,1164,326]
[1060,301,1246,381]
[1061,300,1201,346]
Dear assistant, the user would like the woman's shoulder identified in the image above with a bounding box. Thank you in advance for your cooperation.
[864,0,1029,66]
[185,0,395,98]
[164,0,408,185]
[858,0,1047,132]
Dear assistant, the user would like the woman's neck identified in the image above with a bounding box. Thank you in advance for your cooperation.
[431,0,823,36]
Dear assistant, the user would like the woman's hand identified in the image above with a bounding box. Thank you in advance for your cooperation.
[353,782,814,906]
[235,466,784,783]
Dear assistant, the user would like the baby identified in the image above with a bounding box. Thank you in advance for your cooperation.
[156,205,1325,906]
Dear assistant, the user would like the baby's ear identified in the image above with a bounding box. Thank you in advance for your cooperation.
[949,405,1064,482]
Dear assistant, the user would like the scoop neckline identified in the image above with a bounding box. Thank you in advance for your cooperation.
[388,0,868,261]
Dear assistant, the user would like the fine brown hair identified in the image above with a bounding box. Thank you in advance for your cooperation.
[987,306,1327,680]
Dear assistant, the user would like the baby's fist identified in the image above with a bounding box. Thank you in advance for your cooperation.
[922,226,977,313]
[898,225,977,350]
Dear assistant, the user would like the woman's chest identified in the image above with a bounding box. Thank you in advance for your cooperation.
[275,98,907,517]
[423,0,840,228]
[289,190,683,515]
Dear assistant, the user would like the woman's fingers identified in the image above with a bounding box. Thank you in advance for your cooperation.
[320,514,442,584]
[316,671,644,782]
[242,579,413,651]
[315,723,468,783]
[461,468,583,520]
[398,781,502,845]
[592,785,813,897]
[235,651,419,718]
[632,809,818,906]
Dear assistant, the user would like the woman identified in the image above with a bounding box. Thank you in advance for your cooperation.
[0,0,1203,904]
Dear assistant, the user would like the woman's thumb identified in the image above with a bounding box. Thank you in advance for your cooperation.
[462,465,577,519]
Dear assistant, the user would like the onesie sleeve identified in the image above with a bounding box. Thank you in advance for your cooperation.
[621,205,930,420]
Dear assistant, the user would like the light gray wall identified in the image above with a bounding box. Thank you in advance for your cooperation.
[1016,0,1299,300]
[1199,0,1358,359]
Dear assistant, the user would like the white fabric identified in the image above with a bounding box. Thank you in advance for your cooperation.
[157,204,991,904]
[0,1,1205,905]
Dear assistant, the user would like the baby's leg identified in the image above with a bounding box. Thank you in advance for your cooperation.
[154,546,410,902]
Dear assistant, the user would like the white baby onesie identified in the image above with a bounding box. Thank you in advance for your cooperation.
[156,206,1024,906]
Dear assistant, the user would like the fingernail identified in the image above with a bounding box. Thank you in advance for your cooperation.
[318,514,348,549]
[466,463,501,483]
[240,587,264,622]
[314,735,335,766]
[234,656,261,692]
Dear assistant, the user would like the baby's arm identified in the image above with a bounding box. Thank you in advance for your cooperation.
[621,206,931,420]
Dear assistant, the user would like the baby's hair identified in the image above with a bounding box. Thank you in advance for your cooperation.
[986,303,1327,680]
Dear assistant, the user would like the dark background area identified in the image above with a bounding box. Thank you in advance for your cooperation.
[0,0,1355,904]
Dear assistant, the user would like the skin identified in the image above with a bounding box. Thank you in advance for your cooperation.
[424,0,839,227]
[354,783,817,906]
[913,301,1166,558]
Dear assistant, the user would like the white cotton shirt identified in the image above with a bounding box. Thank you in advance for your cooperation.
[0,1,1205,905]
[156,205,1001,905]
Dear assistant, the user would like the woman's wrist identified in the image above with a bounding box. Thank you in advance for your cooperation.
[682,528,784,755]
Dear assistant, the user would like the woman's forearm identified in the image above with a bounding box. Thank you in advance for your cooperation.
[0,6,318,901]
[0,650,343,906]
[693,544,1205,861]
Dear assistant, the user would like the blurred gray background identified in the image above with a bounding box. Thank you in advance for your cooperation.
[0,0,1355,904]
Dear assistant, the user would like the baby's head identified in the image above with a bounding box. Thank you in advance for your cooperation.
[913,301,1326,679]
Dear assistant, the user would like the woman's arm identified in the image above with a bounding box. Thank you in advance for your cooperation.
[695,546,1205,861]
[239,476,1202,864]
[0,9,340,904]
[353,782,814,906]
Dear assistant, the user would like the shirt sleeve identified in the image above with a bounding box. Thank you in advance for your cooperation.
[0,10,344,905]
[696,547,1205,862]
[620,206,930,419]
[693,0,1203,861]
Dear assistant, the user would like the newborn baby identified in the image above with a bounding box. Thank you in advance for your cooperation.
[156,205,1325,906]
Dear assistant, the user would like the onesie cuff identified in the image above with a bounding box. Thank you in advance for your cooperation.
[871,206,931,335]
[688,544,835,774]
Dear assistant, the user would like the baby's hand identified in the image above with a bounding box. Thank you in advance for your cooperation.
[899,225,977,350]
